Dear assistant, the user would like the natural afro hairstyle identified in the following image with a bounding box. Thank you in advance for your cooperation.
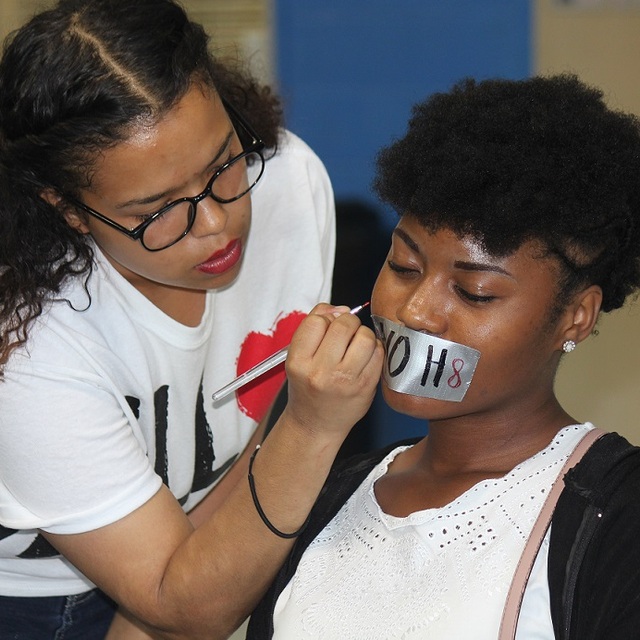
[374,74,640,313]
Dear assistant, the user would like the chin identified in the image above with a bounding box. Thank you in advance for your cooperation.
[381,385,464,421]
[202,262,244,291]
[382,386,428,419]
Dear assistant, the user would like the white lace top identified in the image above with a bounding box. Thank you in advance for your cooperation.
[272,423,595,639]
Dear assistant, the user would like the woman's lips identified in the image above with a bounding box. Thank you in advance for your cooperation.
[196,239,242,275]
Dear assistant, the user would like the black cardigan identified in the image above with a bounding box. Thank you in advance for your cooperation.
[247,432,640,639]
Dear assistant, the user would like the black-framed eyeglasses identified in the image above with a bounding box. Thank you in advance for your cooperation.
[63,100,266,252]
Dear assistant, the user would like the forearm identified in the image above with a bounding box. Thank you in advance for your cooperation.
[155,410,346,638]
[104,421,265,640]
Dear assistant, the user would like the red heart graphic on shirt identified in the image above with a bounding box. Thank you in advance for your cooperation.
[236,311,306,422]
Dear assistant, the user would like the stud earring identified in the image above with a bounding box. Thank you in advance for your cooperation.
[562,340,576,353]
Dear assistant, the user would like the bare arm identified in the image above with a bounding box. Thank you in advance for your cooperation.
[44,305,383,640]
[104,405,273,639]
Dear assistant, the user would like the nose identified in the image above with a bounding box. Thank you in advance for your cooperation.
[190,195,229,237]
[395,278,449,337]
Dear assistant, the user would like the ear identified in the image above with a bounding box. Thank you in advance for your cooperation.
[558,284,603,349]
[40,187,90,234]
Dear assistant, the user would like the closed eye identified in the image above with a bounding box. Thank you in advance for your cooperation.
[455,285,496,303]
[134,211,159,223]
[130,148,239,224]
[387,260,418,275]
[133,203,175,224]
[208,148,236,176]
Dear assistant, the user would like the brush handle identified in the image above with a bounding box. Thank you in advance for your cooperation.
[211,346,288,402]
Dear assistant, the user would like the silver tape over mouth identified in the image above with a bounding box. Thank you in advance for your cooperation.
[372,316,481,402]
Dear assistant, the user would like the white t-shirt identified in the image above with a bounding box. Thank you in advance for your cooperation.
[272,423,595,640]
[0,130,335,596]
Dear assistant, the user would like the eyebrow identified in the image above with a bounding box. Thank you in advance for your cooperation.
[453,260,513,277]
[393,227,420,252]
[393,227,514,277]
[114,128,235,209]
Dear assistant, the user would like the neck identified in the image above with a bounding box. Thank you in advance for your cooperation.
[375,398,577,516]
[423,398,576,477]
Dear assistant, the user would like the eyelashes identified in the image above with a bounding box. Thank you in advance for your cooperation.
[454,286,496,303]
[387,260,496,304]
[387,260,413,275]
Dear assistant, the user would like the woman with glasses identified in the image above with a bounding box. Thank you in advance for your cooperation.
[0,0,383,638]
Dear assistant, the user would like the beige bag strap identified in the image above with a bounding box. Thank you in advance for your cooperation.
[498,427,605,640]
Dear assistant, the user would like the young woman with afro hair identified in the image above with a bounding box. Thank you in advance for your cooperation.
[249,74,640,640]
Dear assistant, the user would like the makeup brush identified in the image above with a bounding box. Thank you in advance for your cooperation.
[211,302,370,402]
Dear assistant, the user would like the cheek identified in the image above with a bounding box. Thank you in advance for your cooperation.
[238,204,252,236]
[473,329,554,390]
[370,269,394,317]
[89,226,175,277]
[90,230,142,263]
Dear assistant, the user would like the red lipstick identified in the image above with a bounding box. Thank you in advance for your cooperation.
[196,239,242,275]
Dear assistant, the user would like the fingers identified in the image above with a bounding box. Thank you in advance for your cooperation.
[289,303,369,362]
[307,303,350,316]
[289,308,352,357]
[283,305,384,436]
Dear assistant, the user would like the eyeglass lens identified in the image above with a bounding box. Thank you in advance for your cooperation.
[142,150,263,250]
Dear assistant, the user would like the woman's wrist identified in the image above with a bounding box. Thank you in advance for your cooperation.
[242,412,345,534]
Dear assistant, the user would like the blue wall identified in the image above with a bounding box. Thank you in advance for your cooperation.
[275,1,532,446]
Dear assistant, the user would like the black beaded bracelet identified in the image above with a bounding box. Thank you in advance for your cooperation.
[248,445,311,539]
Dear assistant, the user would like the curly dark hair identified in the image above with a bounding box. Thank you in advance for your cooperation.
[374,74,640,315]
[0,0,283,368]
